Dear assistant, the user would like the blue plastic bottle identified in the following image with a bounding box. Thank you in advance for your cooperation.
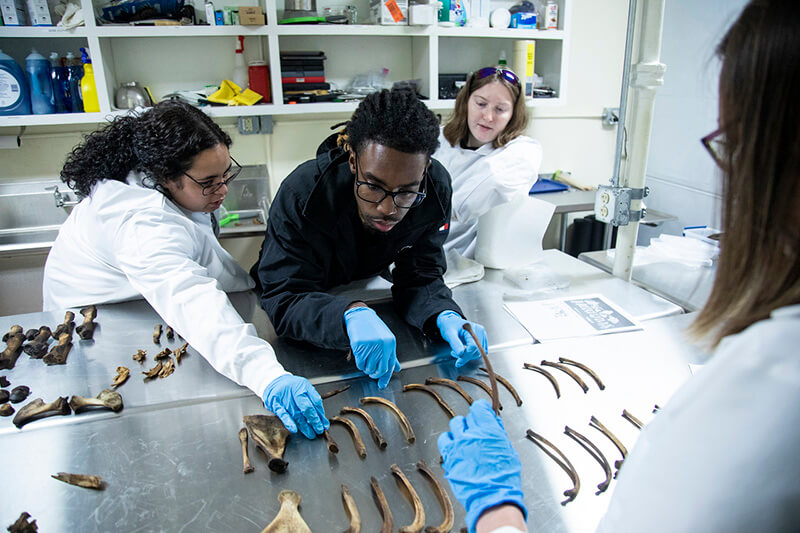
[0,49,32,116]
[26,49,55,114]
[49,52,69,113]
[65,51,84,112]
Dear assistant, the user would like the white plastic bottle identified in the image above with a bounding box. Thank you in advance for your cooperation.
[233,35,248,90]
[545,0,558,29]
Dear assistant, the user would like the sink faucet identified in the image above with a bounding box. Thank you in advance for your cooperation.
[45,186,80,208]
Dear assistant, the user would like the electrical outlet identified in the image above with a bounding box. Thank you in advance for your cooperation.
[238,116,259,135]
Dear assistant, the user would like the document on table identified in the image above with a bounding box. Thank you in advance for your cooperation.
[504,294,642,342]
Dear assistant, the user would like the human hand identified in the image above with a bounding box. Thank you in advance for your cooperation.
[344,306,401,388]
[262,374,329,439]
[436,310,488,367]
[438,399,526,533]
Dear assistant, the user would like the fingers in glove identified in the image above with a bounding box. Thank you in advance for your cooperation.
[296,393,327,435]
[273,404,298,434]
[294,412,316,440]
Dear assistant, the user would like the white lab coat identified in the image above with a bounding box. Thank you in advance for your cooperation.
[433,129,542,258]
[42,174,287,397]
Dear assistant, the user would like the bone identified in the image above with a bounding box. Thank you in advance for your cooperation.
[174,343,188,363]
[2,325,23,343]
[463,323,500,415]
[403,383,456,419]
[51,472,105,490]
[154,347,172,360]
[323,429,339,454]
[424,377,474,405]
[479,368,523,407]
[525,429,580,505]
[10,385,30,403]
[340,406,387,449]
[360,397,415,444]
[142,361,163,380]
[244,414,291,473]
[153,324,162,344]
[541,360,589,393]
[589,416,628,474]
[132,350,146,364]
[111,367,130,389]
[521,363,561,399]
[69,389,124,414]
[0,375,9,387]
[564,425,612,494]
[239,427,254,474]
[52,311,75,340]
[370,476,394,533]
[340,484,361,533]
[0,403,14,416]
[261,490,311,533]
[330,415,367,459]
[622,409,644,430]
[165,325,175,340]
[321,384,351,400]
[43,333,72,366]
[558,357,605,390]
[75,305,97,340]
[390,464,426,533]
[456,376,503,410]
[0,390,8,403]
[0,330,25,370]
[7,512,37,532]
[416,459,454,533]
[23,329,38,341]
[22,327,52,358]
[13,396,71,429]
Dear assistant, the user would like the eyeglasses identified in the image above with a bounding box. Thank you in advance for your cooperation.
[183,156,243,196]
[701,128,727,169]
[475,67,521,88]
[354,153,427,209]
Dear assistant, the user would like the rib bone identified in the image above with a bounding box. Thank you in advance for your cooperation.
[262,490,311,533]
[425,377,474,404]
[341,484,361,533]
[558,357,605,390]
[525,429,580,505]
[589,416,628,474]
[239,427,254,474]
[340,406,387,449]
[622,409,644,429]
[13,397,71,429]
[463,323,500,415]
[52,311,75,340]
[564,425,612,494]
[75,305,97,340]
[541,360,589,393]
[402,383,456,418]
[323,429,340,454]
[42,333,72,365]
[416,459,454,533]
[330,415,367,459]
[391,464,425,533]
[22,326,52,358]
[69,389,123,414]
[479,368,523,406]
[370,476,394,533]
[321,385,351,400]
[522,363,561,399]
[0,330,25,370]
[360,397,415,444]
[244,414,291,473]
[51,472,105,490]
[456,376,503,410]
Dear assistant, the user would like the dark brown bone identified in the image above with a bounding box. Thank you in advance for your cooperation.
[111,366,130,389]
[43,333,72,365]
[69,389,123,414]
[425,377,474,405]
[0,375,9,387]
[7,511,37,532]
[340,406,387,449]
[52,311,75,340]
[558,357,605,390]
[2,325,23,343]
[341,484,361,533]
[391,464,425,533]
[165,325,175,340]
[456,376,503,410]
[321,384,351,400]
[463,323,500,415]
[622,409,644,429]
[360,396,415,443]
[239,427,254,474]
[323,429,339,454]
[10,385,30,403]
[0,403,14,416]
[174,343,188,363]
[13,396,71,428]
[132,349,146,364]
[75,305,97,340]
[330,415,367,459]
[243,414,291,473]
[416,459,454,533]
[402,383,456,418]
[370,476,394,533]
[262,490,311,533]
[0,330,25,370]
[51,472,105,490]
[525,429,580,505]
[479,368,523,407]
[153,324,162,344]
[564,426,612,494]
[541,360,589,393]
[22,327,52,358]
[589,416,627,475]
[23,329,38,341]
[521,363,561,399]
[0,389,8,403]
[154,348,172,360]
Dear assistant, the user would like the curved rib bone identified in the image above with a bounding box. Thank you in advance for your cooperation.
[402,383,456,419]
[416,459,454,533]
[341,484,361,533]
[589,416,628,474]
[341,406,387,449]
[564,426,612,494]
[391,464,425,533]
[462,323,500,415]
[51,472,105,490]
[323,429,340,454]
[479,368,523,407]
[558,357,605,390]
[43,333,72,365]
[525,429,580,505]
[13,396,71,429]
[239,427,254,474]
[622,409,644,429]
[243,414,291,473]
[330,415,367,459]
[360,397,415,444]
[541,360,589,393]
[370,476,394,533]
[456,376,503,410]
[425,377,474,405]
[23,326,52,358]
[52,311,75,340]
[521,363,561,399]
[262,490,311,533]
[75,305,97,340]
[69,389,123,414]
[321,385,351,400]
[0,330,24,370]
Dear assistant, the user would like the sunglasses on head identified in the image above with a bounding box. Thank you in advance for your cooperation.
[475,67,520,87]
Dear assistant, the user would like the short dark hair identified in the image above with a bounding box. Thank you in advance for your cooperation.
[346,88,440,157]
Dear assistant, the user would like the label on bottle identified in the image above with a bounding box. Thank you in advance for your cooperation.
[546,3,558,29]
[0,70,22,107]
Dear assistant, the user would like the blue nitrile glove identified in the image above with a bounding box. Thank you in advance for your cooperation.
[438,399,527,533]
[262,374,329,440]
[343,306,401,389]
[436,310,488,367]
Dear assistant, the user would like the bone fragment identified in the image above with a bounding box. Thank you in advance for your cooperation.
[479,368,523,407]
[2,325,23,343]
[0,375,9,387]
[43,333,72,365]
[558,357,605,390]
[52,311,75,340]
[22,327,52,358]
[341,484,361,533]
[10,385,30,403]
[239,427,254,474]
[391,464,426,533]
[243,414,291,473]
[7,512,37,532]
[69,389,123,414]
[165,325,175,340]
[590,416,628,473]
[521,363,561,399]
[330,415,367,459]
[142,361,163,380]
[403,383,456,418]
[416,459,454,533]
[13,396,71,429]
[564,426,612,494]
[0,330,25,370]
[360,396,415,444]
[261,490,311,533]
[321,384,351,400]
[525,429,580,505]
[463,323,500,415]
[340,406,387,449]
[0,389,8,403]
[75,306,97,340]
[370,476,394,533]
[111,367,130,389]
[51,472,105,490]
[133,349,146,363]
[153,324,162,344]
[622,409,644,430]
[157,358,175,378]
[23,329,38,341]
[0,403,14,416]
[323,429,340,454]
[456,376,503,410]
[425,377,474,405]
[174,342,188,363]
[541,360,589,393]
[155,347,172,360]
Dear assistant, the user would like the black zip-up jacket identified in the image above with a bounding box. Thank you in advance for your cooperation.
[250,145,462,352]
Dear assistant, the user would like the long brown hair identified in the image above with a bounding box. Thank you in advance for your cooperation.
[690,0,800,347]
[442,66,529,149]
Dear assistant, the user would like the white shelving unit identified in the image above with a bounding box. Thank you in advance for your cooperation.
[0,0,570,127]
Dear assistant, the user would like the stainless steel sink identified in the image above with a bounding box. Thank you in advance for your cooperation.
[0,179,74,231]
[0,228,60,246]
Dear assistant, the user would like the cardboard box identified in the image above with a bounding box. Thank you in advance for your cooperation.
[239,6,264,25]
[370,0,407,25]
[0,0,27,25]
[25,0,50,25]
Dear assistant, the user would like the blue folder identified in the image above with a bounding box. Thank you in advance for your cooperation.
[530,178,569,194]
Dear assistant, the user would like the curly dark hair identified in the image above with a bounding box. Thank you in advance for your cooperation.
[345,88,440,157]
[61,100,232,197]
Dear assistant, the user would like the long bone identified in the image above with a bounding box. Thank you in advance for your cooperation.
[402,383,456,418]
[0,328,25,370]
[424,377,474,405]
[525,429,580,505]
[69,389,123,413]
[340,406,387,449]
[330,415,367,459]
[22,326,52,358]
[341,484,361,533]
[370,476,394,533]
[261,490,311,533]
[416,459,454,533]
[13,396,71,429]
[462,323,500,415]
[360,397,415,444]
[589,416,628,475]
[558,357,605,390]
[75,305,97,340]
[239,427,254,474]
[564,425,612,494]
[43,333,72,365]
[521,363,561,399]
[541,360,589,393]
[52,311,75,340]
[479,368,523,406]
[456,376,503,410]
[391,464,425,533]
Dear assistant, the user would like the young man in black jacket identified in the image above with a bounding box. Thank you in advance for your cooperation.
[251,89,489,389]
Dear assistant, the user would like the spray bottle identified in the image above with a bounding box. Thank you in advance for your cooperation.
[25,49,55,114]
[232,35,248,90]
[49,52,69,112]
[79,47,99,112]
[65,51,83,112]
[0,49,32,116]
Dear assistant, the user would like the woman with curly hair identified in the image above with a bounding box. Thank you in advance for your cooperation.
[43,100,328,440]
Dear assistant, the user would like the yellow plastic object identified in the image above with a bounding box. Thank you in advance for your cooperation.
[81,63,100,112]
[207,80,262,106]
[232,88,263,106]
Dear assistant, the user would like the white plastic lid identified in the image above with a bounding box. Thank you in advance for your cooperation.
[249,60,266,66]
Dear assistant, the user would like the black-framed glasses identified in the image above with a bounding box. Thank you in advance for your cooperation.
[354,153,427,209]
[475,66,521,88]
[183,156,243,196]
[701,128,727,169]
